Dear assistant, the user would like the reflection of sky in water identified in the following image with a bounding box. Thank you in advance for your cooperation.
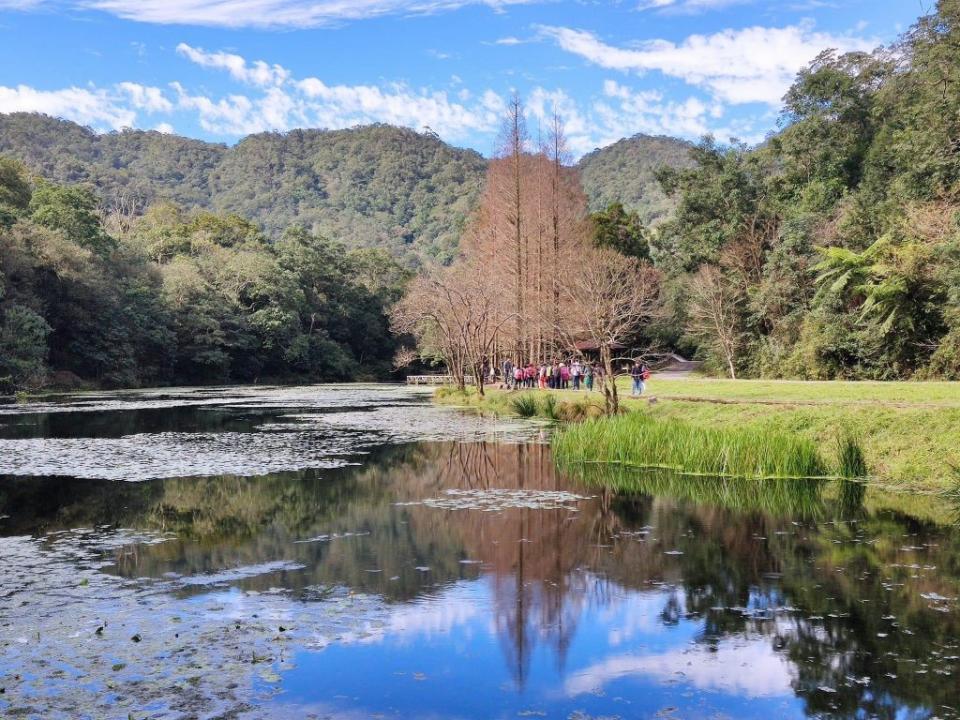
[274,579,804,719]
[2,386,959,719]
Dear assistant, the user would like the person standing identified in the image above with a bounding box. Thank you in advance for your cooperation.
[584,363,593,392]
[571,360,582,391]
[631,361,643,396]
[502,359,514,390]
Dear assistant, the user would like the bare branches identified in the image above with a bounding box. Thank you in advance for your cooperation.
[686,265,742,379]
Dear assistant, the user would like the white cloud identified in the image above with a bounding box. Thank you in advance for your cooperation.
[538,22,876,106]
[78,0,539,29]
[118,82,173,112]
[0,0,46,8]
[638,0,755,12]
[172,44,505,140]
[564,639,796,698]
[176,43,289,86]
[0,84,136,130]
[154,122,175,134]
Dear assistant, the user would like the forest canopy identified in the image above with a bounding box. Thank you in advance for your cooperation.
[0,157,408,391]
[648,0,960,380]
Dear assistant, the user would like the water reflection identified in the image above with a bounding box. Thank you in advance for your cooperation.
[3,438,960,718]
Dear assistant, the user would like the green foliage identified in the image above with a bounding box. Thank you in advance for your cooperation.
[29,181,116,256]
[652,1,960,380]
[0,155,30,228]
[0,117,485,266]
[577,133,693,225]
[0,304,51,391]
[0,155,408,391]
[553,411,828,480]
[510,394,538,418]
[590,202,649,259]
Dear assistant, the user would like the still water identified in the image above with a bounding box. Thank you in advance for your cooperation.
[1,385,958,719]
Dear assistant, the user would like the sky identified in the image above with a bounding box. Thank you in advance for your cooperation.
[0,0,927,158]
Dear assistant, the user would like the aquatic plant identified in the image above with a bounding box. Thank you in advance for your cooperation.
[510,394,539,418]
[539,394,559,421]
[836,433,868,480]
[553,412,828,480]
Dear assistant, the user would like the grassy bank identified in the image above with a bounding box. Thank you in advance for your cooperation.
[435,379,960,493]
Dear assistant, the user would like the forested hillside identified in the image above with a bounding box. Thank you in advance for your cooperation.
[577,134,693,225]
[652,0,960,380]
[0,156,408,391]
[0,115,487,265]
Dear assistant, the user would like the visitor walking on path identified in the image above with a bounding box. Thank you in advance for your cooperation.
[631,361,650,396]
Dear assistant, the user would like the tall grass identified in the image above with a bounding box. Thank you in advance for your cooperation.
[510,394,539,418]
[553,412,828,480]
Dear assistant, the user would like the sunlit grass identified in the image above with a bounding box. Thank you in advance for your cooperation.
[553,412,829,480]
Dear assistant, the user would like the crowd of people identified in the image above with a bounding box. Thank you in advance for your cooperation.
[494,359,651,396]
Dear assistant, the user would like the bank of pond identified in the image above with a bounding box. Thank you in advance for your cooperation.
[436,384,955,496]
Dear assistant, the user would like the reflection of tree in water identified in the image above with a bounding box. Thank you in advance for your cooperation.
[6,442,960,716]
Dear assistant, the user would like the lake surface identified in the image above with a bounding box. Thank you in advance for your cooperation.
[1,384,959,720]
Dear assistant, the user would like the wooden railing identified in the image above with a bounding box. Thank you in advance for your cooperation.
[406,375,474,386]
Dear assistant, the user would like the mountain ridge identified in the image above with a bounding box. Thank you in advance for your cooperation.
[0,112,691,260]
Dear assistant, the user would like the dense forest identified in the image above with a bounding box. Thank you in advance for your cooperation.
[578,134,693,225]
[0,157,408,391]
[0,117,487,266]
[650,0,960,379]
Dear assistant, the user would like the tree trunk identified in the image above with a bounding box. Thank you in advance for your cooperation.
[601,344,618,415]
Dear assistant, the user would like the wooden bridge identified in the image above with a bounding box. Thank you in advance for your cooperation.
[405,375,474,386]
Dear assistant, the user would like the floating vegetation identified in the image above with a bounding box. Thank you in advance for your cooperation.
[553,412,828,481]
[394,488,590,512]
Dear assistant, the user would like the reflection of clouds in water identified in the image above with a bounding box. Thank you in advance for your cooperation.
[603,590,682,647]
[565,639,796,699]
[351,582,487,647]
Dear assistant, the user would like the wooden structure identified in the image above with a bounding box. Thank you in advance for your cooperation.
[406,375,474,386]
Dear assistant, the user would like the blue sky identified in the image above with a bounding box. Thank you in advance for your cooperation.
[0,0,924,157]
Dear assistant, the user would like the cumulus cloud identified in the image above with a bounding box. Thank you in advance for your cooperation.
[117,82,173,112]
[538,22,876,105]
[0,84,136,130]
[77,0,539,29]
[176,44,289,86]
[173,45,504,140]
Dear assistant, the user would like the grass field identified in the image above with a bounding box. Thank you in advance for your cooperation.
[436,377,960,493]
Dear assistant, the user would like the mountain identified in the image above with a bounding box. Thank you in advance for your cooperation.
[0,113,692,261]
[577,134,694,225]
[0,113,486,265]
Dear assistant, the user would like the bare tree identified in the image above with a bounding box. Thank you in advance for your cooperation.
[686,265,742,379]
[390,260,515,396]
[559,247,662,413]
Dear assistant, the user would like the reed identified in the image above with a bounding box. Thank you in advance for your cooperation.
[510,394,539,418]
[539,394,560,421]
[553,412,828,480]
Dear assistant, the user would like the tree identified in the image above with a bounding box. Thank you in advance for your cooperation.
[0,304,51,391]
[591,202,649,260]
[686,265,742,379]
[390,260,514,395]
[559,248,661,413]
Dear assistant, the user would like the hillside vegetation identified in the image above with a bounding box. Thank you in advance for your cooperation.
[578,134,693,225]
[650,0,960,381]
[0,115,487,265]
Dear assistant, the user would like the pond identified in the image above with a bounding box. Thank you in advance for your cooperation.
[1,384,958,719]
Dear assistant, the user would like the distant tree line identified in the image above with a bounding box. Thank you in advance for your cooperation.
[0,158,409,392]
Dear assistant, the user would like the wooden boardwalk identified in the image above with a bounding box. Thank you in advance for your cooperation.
[405,375,473,386]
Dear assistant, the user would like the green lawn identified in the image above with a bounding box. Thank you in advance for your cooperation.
[438,377,960,493]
